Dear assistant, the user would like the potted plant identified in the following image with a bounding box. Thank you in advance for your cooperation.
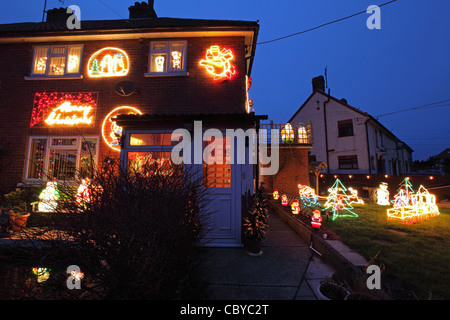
[242,184,269,256]
[317,277,349,300]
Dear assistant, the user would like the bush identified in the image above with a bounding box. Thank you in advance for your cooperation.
[0,159,209,299]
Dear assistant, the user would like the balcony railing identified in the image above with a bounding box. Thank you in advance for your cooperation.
[259,122,313,145]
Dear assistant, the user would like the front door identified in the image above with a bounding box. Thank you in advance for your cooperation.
[201,135,242,247]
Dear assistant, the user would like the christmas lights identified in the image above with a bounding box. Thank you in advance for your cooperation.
[311,209,322,229]
[101,107,143,152]
[199,45,235,80]
[88,47,129,78]
[298,184,321,207]
[171,51,182,70]
[291,199,300,214]
[387,179,439,224]
[376,182,390,205]
[281,123,294,143]
[281,194,288,206]
[273,189,279,200]
[347,187,364,205]
[38,181,60,212]
[324,179,358,220]
[30,92,98,128]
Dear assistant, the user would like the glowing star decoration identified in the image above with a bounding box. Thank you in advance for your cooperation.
[273,189,280,200]
[291,199,300,214]
[347,187,364,205]
[88,47,129,78]
[281,123,294,143]
[199,45,235,80]
[38,182,60,212]
[387,179,440,224]
[30,92,98,128]
[102,107,143,152]
[281,194,288,206]
[311,209,322,229]
[377,182,390,205]
[324,179,358,220]
[298,184,321,208]
[44,101,94,126]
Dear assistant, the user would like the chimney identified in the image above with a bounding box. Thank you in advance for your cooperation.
[46,7,72,23]
[129,1,157,19]
[312,76,325,92]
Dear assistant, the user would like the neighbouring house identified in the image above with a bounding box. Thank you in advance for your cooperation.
[0,1,263,247]
[289,76,413,176]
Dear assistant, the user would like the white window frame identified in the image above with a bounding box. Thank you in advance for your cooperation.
[24,135,99,184]
[145,40,188,77]
[26,44,84,80]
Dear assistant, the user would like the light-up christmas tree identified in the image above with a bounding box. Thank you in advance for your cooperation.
[91,58,100,74]
[324,179,358,220]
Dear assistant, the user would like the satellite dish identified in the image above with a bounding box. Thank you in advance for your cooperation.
[115,81,136,96]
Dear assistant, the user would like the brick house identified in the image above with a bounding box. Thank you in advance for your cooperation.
[0,1,262,246]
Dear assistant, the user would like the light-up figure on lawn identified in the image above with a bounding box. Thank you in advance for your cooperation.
[377,182,390,205]
[38,181,59,212]
[324,179,358,220]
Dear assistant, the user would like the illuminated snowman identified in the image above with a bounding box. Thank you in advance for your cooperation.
[38,181,59,212]
[377,182,390,206]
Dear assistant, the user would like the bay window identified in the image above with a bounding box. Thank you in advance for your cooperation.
[26,136,98,182]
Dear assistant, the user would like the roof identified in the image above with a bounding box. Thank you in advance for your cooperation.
[289,89,414,153]
[435,148,450,159]
[0,17,259,35]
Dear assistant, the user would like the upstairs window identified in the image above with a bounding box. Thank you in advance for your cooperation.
[338,119,354,137]
[31,45,83,77]
[147,41,187,76]
[338,155,358,170]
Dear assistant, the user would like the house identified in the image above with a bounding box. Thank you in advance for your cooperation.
[289,76,413,176]
[0,1,262,247]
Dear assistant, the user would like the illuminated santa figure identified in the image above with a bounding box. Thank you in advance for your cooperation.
[377,182,390,205]
[311,209,322,229]
[281,194,288,206]
[76,178,92,208]
[291,199,300,214]
[38,181,59,212]
[273,189,280,200]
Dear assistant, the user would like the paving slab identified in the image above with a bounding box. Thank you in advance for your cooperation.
[199,212,339,300]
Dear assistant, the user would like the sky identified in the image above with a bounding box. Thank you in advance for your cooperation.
[1,0,449,161]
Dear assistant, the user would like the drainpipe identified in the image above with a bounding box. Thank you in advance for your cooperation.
[365,119,372,175]
[323,89,331,173]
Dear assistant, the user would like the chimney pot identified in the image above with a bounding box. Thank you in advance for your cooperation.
[46,7,72,23]
[129,0,157,19]
[312,76,325,92]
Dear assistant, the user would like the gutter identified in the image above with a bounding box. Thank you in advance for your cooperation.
[323,89,331,173]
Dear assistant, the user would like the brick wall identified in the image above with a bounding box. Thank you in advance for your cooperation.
[260,146,311,196]
[0,36,247,193]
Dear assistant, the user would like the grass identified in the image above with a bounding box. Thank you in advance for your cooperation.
[321,202,450,300]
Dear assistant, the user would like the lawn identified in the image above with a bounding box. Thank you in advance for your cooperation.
[320,202,450,300]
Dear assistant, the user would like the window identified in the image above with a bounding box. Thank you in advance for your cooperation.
[146,41,187,76]
[31,45,83,77]
[203,136,231,188]
[338,119,354,137]
[338,155,358,170]
[26,136,98,182]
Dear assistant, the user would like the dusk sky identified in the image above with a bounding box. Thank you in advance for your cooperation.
[1,0,449,161]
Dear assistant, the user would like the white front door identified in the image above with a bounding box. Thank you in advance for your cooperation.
[201,135,242,247]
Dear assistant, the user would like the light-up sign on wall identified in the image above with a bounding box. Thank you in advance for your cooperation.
[199,45,235,80]
[88,47,130,78]
[101,106,142,152]
[30,92,98,128]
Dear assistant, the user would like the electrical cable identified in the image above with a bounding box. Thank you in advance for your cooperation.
[257,0,398,45]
